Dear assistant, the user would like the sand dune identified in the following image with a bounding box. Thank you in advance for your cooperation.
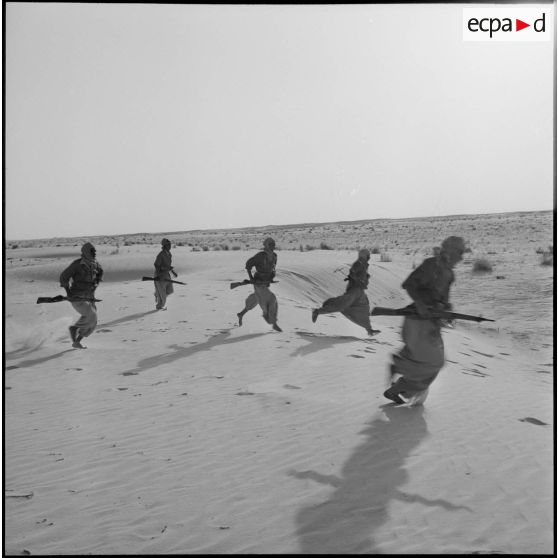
[4,220,554,554]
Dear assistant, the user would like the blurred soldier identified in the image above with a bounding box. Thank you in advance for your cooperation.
[60,242,104,349]
[237,237,282,332]
[154,238,178,310]
[384,236,466,405]
[311,248,380,336]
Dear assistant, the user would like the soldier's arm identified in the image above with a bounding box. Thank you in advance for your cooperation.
[402,261,436,317]
[59,261,78,290]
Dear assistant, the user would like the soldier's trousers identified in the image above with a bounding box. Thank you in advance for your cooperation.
[243,285,278,325]
[319,287,372,331]
[390,316,445,395]
[154,275,174,309]
[70,301,98,338]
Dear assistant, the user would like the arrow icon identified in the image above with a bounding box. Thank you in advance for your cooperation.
[516,19,530,31]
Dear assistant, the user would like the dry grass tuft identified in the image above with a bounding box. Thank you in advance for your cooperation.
[472,258,493,273]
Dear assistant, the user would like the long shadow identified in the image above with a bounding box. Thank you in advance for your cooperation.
[7,349,75,370]
[99,310,158,328]
[292,331,368,358]
[120,329,267,376]
[290,405,472,554]
[5,346,40,360]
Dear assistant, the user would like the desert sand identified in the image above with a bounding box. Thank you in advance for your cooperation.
[4,211,554,555]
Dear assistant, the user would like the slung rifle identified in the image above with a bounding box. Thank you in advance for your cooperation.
[370,305,494,323]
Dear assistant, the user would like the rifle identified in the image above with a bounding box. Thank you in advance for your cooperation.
[370,305,494,323]
[142,276,187,285]
[230,279,279,290]
[37,295,102,304]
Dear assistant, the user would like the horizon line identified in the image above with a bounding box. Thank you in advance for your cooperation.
[5,207,554,243]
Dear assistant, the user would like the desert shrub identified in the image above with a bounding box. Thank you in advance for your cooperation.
[219,244,229,251]
[202,246,209,252]
[11,244,18,249]
[305,244,316,251]
[541,249,553,266]
[319,242,333,250]
[370,246,380,254]
[380,252,392,263]
[192,246,201,252]
[232,245,241,251]
[472,258,493,273]
[176,242,184,247]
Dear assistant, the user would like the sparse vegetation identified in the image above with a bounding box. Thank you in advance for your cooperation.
[540,246,553,266]
[380,252,392,263]
[319,242,333,250]
[472,258,493,273]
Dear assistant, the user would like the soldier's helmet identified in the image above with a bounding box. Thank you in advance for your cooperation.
[263,237,276,250]
[441,236,465,254]
[161,238,171,248]
[358,248,370,260]
[81,242,96,259]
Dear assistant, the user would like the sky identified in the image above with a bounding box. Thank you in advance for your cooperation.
[4,3,555,240]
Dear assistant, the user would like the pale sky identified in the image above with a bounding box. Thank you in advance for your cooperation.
[5,3,555,240]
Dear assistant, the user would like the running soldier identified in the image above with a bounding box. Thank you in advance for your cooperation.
[59,242,104,349]
[311,248,380,336]
[237,237,282,332]
[383,236,466,405]
[154,238,178,310]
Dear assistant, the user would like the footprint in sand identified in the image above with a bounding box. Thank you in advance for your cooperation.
[122,371,138,376]
[283,384,301,390]
[235,391,255,396]
[96,329,112,333]
[471,349,494,358]
[348,354,365,359]
[462,368,489,377]
[518,417,548,426]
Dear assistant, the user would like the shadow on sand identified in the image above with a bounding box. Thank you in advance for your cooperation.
[120,329,268,376]
[99,309,159,328]
[6,349,76,369]
[292,331,369,357]
[290,405,471,553]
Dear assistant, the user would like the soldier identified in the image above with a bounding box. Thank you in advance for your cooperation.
[59,242,104,349]
[237,237,282,332]
[154,238,178,310]
[384,236,466,405]
[311,248,380,336]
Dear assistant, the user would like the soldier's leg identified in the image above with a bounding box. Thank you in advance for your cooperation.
[70,301,98,348]
[238,292,259,326]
